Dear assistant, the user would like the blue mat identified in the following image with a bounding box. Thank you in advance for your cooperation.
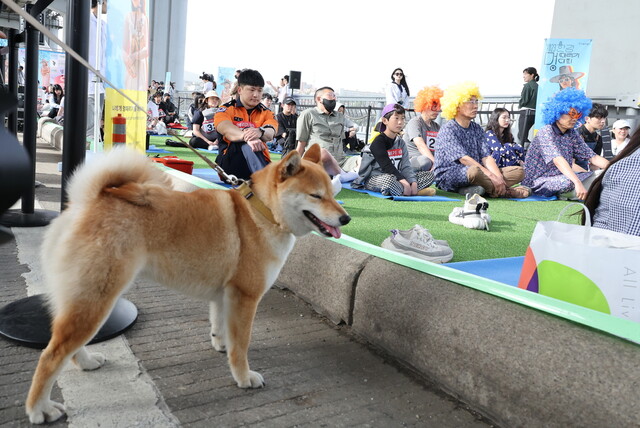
[146,145,172,154]
[192,168,231,188]
[196,148,219,154]
[342,182,460,202]
[445,256,524,287]
[508,195,558,202]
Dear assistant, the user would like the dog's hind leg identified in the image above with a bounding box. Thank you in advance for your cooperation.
[224,286,265,388]
[25,300,115,424]
[209,289,226,352]
[26,258,141,424]
[73,346,107,371]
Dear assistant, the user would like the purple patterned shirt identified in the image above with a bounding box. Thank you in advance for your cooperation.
[522,123,595,196]
[434,120,490,191]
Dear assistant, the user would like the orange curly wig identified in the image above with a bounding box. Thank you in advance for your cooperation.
[413,86,444,113]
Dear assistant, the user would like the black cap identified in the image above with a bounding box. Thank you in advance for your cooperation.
[283,97,296,105]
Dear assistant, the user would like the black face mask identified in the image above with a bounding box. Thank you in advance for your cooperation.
[322,99,336,113]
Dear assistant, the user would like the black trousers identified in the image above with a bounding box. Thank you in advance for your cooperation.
[518,109,535,147]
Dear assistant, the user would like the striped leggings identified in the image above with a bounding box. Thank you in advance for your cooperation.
[366,171,435,196]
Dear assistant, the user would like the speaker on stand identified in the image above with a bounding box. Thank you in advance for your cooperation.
[289,71,301,97]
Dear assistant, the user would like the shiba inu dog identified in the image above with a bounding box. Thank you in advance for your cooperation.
[26,144,350,424]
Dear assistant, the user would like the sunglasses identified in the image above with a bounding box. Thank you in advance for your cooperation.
[568,108,583,120]
[430,101,441,112]
[394,73,403,76]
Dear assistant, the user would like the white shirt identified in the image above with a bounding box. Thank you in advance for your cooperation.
[147,100,159,118]
[277,84,289,103]
[612,138,630,156]
[385,82,409,106]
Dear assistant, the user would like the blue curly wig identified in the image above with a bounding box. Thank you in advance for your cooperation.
[541,88,592,125]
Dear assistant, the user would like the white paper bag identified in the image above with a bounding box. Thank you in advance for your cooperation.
[519,204,640,322]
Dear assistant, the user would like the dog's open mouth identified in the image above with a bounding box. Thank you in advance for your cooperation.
[303,211,341,239]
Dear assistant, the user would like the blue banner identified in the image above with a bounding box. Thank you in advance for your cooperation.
[217,66,236,104]
[533,38,593,133]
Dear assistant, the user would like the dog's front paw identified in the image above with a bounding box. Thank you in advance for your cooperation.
[211,335,226,353]
[236,370,265,389]
[76,352,106,371]
[27,400,66,424]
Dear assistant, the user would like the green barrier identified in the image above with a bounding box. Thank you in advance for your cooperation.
[161,164,640,345]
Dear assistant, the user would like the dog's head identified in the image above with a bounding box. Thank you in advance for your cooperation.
[253,144,350,238]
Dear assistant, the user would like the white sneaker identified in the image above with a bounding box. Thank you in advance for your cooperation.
[339,171,359,182]
[464,193,491,223]
[331,175,342,196]
[399,224,449,247]
[448,194,491,230]
[381,226,453,263]
[449,207,491,231]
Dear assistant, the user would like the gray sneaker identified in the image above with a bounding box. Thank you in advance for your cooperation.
[458,185,485,196]
[381,226,453,263]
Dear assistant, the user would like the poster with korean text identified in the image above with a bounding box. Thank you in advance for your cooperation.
[533,39,593,134]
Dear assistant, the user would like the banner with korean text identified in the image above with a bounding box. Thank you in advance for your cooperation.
[533,39,593,134]
[103,0,150,152]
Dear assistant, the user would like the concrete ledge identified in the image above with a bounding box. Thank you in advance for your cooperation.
[163,165,640,427]
[276,234,371,324]
[40,120,64,150]
[350,257,638,427]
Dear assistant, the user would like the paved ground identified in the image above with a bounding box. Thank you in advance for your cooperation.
[0,141,494,427]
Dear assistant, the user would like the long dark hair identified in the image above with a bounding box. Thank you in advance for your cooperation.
[583,127,640,224]
[193,94,206,111]
[485,108,514,143]
[52,84,64,104]
[523,67,540,82]
[390,68,410,97]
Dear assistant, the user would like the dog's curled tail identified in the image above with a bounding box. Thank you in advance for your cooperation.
[67,148,171,206]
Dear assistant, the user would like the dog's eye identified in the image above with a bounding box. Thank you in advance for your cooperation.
[309,193,321,199]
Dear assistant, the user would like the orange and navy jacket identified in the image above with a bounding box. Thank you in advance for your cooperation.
[213,97,278,162]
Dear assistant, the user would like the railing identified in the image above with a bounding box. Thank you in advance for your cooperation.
[171,92,638,145]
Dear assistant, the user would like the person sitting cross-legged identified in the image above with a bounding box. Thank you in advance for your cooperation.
[522,88,609,200]
[213,69,277,181]
[353,103,435,197]
[402,85,444,172]
[434,81,530,198]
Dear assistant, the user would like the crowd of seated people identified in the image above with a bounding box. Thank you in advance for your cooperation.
[142,68,636,238]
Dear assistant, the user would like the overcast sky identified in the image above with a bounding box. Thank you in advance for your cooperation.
[184,0,556,96]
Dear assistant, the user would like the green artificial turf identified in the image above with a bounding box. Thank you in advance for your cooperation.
[149,135,582,263]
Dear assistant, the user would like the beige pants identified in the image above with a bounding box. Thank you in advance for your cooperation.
[467,165,524,197]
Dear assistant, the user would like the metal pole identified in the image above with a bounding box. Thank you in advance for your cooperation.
[92,0,103,151]
[365,105,372,144]
[7,29,18,134]
[21,4,39,214]
[61,0,90,210]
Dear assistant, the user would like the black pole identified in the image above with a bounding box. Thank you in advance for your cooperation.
[0,4,58,228]
[7,29,18,135]
[21,5,39,215]
[365,106,372,144]
[61,0,90,210]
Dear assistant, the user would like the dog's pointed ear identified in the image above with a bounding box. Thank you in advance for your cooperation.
[302,143,322,164]
[280,150,303,180]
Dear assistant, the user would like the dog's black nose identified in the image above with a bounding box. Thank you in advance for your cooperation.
[339,215,351,225]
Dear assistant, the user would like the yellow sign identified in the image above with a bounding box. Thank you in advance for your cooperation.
[104,88,147,152]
